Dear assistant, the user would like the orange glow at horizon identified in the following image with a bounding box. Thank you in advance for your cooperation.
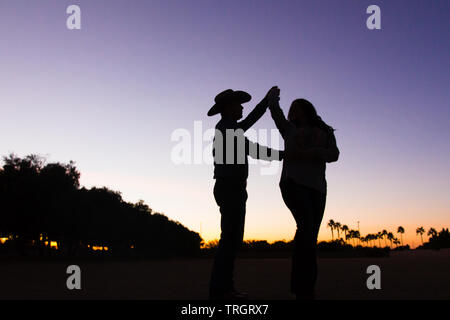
[92,246,108,251]
[199,222,448,249]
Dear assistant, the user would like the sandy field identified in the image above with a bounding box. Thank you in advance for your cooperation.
[0,249,449,300]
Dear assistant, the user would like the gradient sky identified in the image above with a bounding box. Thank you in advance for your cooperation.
[1,1,449,247]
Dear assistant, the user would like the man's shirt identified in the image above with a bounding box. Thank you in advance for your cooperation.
[212,98,282,180]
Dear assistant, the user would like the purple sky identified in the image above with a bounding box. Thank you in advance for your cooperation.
[1,1,449,246]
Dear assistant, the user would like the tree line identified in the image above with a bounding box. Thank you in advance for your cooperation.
[0,154,203,258]
[326,220,449,249]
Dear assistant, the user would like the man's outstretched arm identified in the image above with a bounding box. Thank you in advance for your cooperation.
[246,138,284,162]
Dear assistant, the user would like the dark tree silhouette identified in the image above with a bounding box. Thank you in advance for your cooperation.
[0,154,203,258]
[422,228,450,249]
[397,226,405,246]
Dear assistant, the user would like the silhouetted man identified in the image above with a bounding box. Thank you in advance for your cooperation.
[207,87,283,300]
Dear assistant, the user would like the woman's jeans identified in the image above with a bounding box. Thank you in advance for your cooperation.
[280,178,326,294]
[209,178,248,296]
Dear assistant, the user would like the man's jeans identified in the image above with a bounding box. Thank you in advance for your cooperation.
[280,178,326,295]
[209,178,248,296]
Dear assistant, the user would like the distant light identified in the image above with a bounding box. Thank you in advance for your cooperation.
[92,246,108,251]
[50,241,58,249]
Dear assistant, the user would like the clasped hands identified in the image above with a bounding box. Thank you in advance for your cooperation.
[265,86,281,109]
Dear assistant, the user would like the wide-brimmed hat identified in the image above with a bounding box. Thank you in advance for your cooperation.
[207,89,252,116]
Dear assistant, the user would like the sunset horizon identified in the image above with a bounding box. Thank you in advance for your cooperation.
[1,0,449,305]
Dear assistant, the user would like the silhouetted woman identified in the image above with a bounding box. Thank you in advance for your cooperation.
[268,97,339,300]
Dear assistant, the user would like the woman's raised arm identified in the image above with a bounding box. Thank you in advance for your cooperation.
[268,98,290,138]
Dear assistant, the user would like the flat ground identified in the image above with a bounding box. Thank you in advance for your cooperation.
[0,250,449,300]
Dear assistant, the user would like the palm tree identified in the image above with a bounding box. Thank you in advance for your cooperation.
[347,230,355,246]
[416,226,425,245]
[364,235,371,247]
[372,234,379,247]
[365,234,371,247]
[327,220,335,240]
[427,227,437,238]
[387,232,394,248]
[360,235,367,247]
[347,230,358,247]
[334,222,342,239]
[393,238,400,248]
[346,232,352,245]
[341,225,349,243]
[354,230,361,246]
[381,230,388,247]
[377,232,382,247]
[397,226,405,246]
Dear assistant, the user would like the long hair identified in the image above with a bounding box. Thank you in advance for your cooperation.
[287,99,334,133]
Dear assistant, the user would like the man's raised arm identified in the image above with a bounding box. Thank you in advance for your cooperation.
[237,86,279,132]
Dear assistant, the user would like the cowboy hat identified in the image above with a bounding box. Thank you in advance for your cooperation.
[207,89,252,116]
